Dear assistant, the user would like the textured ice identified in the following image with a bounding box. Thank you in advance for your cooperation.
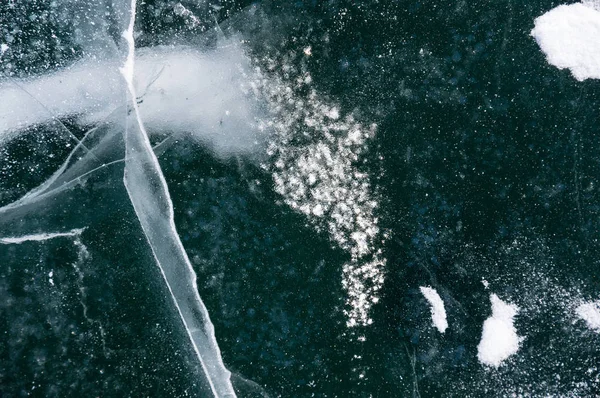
[477,293,521,368]
[531,2,600,81]
[123,2,235,395]
[0,0,385,333]
[257,66,386,327]
[0,44,262,158]
[4,0,600,395]
[0,0,244,396]
[0,228,85,244]
[419,286,448,333]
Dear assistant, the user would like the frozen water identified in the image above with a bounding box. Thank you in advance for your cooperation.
[120,1,235,394]
[0,44,264,157]
[3,0,600,396]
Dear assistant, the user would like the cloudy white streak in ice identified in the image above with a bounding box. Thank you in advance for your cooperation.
[0,46,262,156]
[531,2,600,81]
[0,228,85,244]
[576,300,600,333]
[419,286,448,333]
[477,294,522,368]
[120,1,235,396]
[0,61,123,143]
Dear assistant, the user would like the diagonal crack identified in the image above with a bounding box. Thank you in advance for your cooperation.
[119,1,236,396]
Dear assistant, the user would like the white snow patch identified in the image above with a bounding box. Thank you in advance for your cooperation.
[531,2,600,81]
[477,293,522,368]
[576,300,600,333]
[0,44,8,55]
[419,286,448,333]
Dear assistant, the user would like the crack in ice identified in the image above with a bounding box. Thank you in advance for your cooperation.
[119,1,236,396]
[0,228,86,244]
[71,239,110,358]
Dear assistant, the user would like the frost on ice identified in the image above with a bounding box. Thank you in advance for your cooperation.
[255,64,386,327]
[0,1,388,396]
[419,286,448,333]
[0,0,262,395]
[477,293,522,368]
[576,300,600,333]
[531,2,600,81]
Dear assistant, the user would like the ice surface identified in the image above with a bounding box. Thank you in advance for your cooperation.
[0,62,124,144]
[477,293,521,368]
[419,286,448,333]
[0,0,249,395]
[576,300,600,333]
[256,65,386,328]
[4,0,600,395]
[0,228,85,244]
[120,1,236,395]
[0,44,263,157]
[531,2,600,81]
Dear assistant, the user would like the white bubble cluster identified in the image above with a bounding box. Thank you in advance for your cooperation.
[247,57,386,327]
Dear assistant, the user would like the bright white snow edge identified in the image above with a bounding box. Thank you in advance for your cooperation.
[531,2,600,81]
[419,286,448,333]
[576,300,600,333]
[477,293,521,368]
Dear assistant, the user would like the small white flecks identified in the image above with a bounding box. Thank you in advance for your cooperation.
[173,2,201,28]
[575,300,600,333]
[482,278,489,289]
[254,58,386,327]
[0,44,8,55]
[303,46,312,56]
[312,204,324,217]
[325,107,340,120]
[419,286,448,333]
[477,293,522,368]
[48,270,54,286]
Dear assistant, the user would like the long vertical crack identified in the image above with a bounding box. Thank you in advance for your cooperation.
[120,1,236,396]
[72,239,110,358]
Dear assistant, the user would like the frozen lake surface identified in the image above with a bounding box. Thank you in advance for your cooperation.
[1,0,600,396]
